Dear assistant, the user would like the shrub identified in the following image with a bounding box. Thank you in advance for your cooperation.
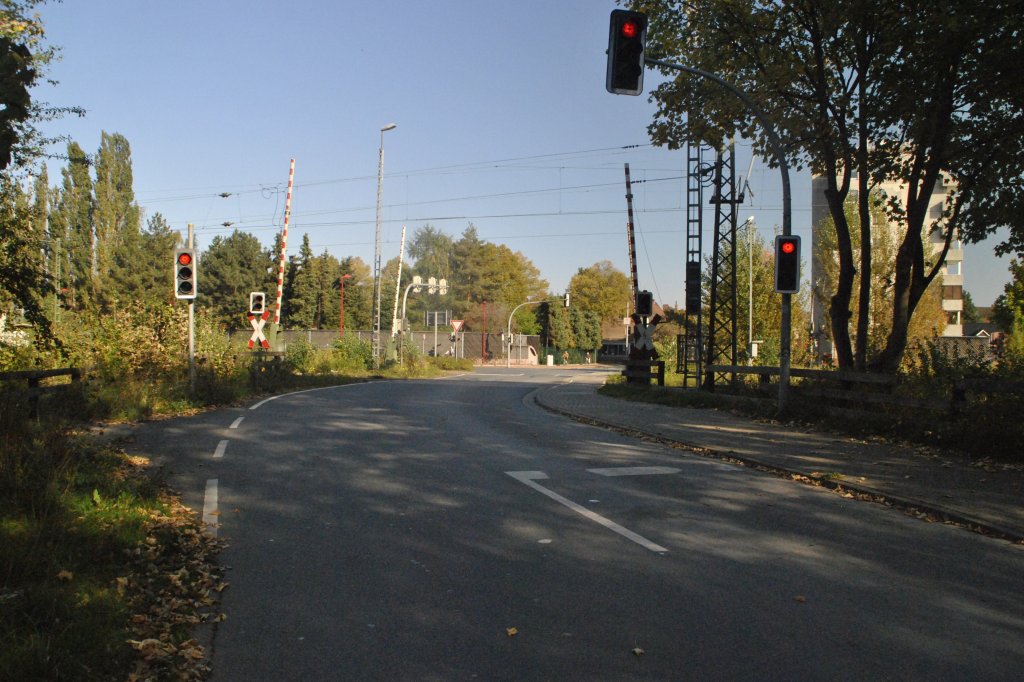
[331,335,372,371]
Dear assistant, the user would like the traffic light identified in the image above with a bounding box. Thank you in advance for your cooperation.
[174,248,197,300]
[249,291,266,315]
[606,9,647,95]
[685,261,701,313]
[774,235,801,293]
[636,290,653,317]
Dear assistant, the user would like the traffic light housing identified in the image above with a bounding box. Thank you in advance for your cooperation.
[774,235,801,293]
[636,290,653,317]
[174,248,197,300]
[685,261,701,313]
[249,291,266,315]
[606,9,647,96]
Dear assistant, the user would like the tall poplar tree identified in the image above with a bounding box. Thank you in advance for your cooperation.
[93,131,140,306]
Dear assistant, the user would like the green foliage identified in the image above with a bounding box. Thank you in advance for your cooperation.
[332,334,373,371]
[285,338,316,374]
[200,229,276,328]
[569,261,631,326]
[636,0,1024,371]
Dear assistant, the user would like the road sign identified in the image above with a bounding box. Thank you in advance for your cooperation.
[451,319,464,333]
[247,309,270,349]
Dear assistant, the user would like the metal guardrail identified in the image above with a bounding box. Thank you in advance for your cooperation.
[0,367,82,419]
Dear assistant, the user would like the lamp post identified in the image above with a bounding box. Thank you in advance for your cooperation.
[744,216,755,362]
[338,273,353,338]
[372,122,397,368]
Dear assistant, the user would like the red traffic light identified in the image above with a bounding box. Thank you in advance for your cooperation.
[177,252,193,266]
[621,20,638,38]
[780,240,797,255]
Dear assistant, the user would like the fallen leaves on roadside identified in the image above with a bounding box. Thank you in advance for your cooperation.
[119,485,228,681]
[56,569,74,582]
[506,627,519,637]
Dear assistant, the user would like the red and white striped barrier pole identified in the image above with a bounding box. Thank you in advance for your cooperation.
[273,159,295,347]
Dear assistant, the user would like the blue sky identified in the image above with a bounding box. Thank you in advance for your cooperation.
[34,0,1012,307]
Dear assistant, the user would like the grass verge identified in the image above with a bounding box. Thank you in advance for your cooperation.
[1,427,225,681]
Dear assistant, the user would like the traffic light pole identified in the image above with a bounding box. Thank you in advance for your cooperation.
[187,223,196,396]
[644,57,793,413]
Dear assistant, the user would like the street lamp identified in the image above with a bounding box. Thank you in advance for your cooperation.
[338,273,353,338]
[372,123,397,368]
[744,216,755,363]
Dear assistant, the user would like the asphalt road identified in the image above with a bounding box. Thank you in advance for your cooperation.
[127,368,1024,681]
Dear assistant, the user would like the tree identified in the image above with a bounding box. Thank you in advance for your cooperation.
[52,142,93,310]
[568,261,631,326]
[0,179,50,337]
[815,193,944,358]
[408,224,454,282]
[200,230,275,328]
[635,0,1024,371]
[992,259,1024,334]
[338,256,372,332]
[0,1,83,173]
[105,212,179,310]
[449,224,548,329]
[284,234,318,329]
[93,131,140,306]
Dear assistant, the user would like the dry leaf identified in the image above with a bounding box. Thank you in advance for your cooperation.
[56,570,73,582]
[506,627,518,637]
[632,647,645,657]
[794,595,808,603]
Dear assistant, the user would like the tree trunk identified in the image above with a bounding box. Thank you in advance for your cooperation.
[825,187,856,369]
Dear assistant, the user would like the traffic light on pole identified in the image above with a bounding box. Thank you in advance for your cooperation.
[174,248,197,300]
[774,235,801,293]
[249,291,266,315]
[636,290,653,317]
[606,9,647,96]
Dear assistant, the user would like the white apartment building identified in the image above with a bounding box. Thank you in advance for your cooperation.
[810,172,963,345]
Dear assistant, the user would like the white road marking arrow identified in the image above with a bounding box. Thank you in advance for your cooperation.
[505,471,668,553]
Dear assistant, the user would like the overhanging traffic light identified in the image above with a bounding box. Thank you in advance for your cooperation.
[774,235,801,293]
[249,291,266,315]
[606,9,647,96]
[174,248,197,300]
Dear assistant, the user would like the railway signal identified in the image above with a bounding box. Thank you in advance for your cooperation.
[249,291,266,315]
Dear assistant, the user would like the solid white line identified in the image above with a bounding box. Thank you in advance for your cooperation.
[203,479,219,537]
[506,471,668,554]
[229,417,244,429]
[587,466,681,477]
[213,439,229,459]
[249,382,375,410]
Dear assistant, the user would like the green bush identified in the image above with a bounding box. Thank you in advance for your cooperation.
[285,339,317,374]
[332,335,373,371]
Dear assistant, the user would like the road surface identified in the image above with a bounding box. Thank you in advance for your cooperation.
[128,367,1024,680]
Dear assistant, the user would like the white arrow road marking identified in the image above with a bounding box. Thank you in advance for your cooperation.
[506,471,668,554]
[203,479,219,537]
[213,439,229,459]
[587,466,680,477]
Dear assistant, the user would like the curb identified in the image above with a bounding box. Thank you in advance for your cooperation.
[533,391,1024,546]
